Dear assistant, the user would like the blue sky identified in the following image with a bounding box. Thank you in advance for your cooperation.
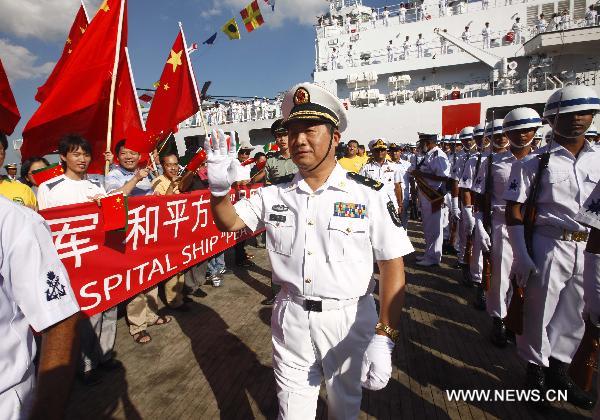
[0,0,391,144]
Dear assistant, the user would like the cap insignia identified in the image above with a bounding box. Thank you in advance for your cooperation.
[294,87,310,106]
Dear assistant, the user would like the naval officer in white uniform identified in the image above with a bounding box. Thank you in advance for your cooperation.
[207,82,414,419]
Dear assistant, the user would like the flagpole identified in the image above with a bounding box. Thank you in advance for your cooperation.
[81,0,90,23]
[179,21,207,138]
[105,0,126,175]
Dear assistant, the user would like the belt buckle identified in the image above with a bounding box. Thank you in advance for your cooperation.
[572,231,588,242]
[304,299,322,312]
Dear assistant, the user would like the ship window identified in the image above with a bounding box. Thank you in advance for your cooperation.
[557,0,569,14]
[527,5,539,26]
[573,0,586,19]
[541,3,555,18]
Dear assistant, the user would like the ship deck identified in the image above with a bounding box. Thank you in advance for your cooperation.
[65,221,595,419]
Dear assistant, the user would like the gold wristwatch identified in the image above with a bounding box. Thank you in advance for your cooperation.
[375,322,400,343]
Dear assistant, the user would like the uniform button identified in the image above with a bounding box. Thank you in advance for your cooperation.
[307,250,313,255]
[310,193,316,198]
[308,220,314,225]
[346,227,352,233]
[276,223,280,227]
[305,278,312,283]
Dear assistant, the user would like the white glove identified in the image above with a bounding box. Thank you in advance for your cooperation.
[474,212,491,253]
[204,129,241,196]
[451,196,461,221]
[360,334,394,391]
[462,206,476,233]
[507,224,538,288]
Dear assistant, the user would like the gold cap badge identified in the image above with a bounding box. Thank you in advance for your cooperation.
[293,87,310,106]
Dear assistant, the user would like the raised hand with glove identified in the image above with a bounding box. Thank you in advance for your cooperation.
[507,224,538,288]
[204,129,249,196]
[360,334,395,391]
[474,211,491,252]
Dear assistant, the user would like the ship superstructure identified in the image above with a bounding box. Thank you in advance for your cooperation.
[174,0,600,150]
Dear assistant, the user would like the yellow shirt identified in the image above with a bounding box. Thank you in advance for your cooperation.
[338,155,365,173]
[151,175,180,195]
[0,179,37,209]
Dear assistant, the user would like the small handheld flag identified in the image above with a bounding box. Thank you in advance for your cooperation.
[222,18,241,40]
[100,192,128,231]
[31,163,64,186]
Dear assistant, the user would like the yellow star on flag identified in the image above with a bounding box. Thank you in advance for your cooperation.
[68,49,73,54]
[100,0,110,12]
[80,26,87,34]
[163,83,170,91]
[166,49,183,73]
[66,37,72,45]
[116,197,121,203]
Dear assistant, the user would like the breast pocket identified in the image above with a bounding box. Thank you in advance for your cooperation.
[265,212,295,256]
[545,170,571,202]
[327,216,370,262]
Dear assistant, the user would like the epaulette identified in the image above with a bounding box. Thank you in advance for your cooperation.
[270,173,295,185]
[346,172,384,191]
[46,177,66,191]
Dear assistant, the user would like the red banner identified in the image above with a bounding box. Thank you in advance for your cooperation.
[441,103,481,135]
[39,186,262,316]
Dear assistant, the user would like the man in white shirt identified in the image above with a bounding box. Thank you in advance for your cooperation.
[536,13,547,34]
[416,33,425,58]
[512,17,523,44]
[382,6,390,26]
[461,26,471,43]
[208,83,413,419]
[387,40,395,62]
[398,3,406,24]
[585,5,597,26]
[0,197,80,420]
[403,35,411,59]
[37,135,119,386]
[371,8,378,28]
[482,22,491,49]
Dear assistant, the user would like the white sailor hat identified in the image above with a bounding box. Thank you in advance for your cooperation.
[459,126,474,140]
[585,124,598,137]
[282,82,348,132]
[442,135,452,141]
[485,119,504,137]
[503,107,542,133]
[473,123,485,137]
[543,85,600,118]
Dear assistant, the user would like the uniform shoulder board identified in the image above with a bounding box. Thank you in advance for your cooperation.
[46,177,66,191]
[270,173,295,185]
[346,172,384,191]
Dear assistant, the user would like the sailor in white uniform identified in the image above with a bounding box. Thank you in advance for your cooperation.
[0,197,80,419]
[512,17,523,44]
[471,108,541,346]
[207,82,414,419]
[416,33,425,58]
[536,13,547,34]
[482,22,491,49]
[411,133,450,266]
[359,139,403,212]
[503,85,599,409]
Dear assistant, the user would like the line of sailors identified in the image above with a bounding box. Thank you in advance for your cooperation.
[402,84,599,411]
[203,99,282,126]
[358,85,600,411]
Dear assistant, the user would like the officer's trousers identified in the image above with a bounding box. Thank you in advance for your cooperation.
[419,192,444,264]
[0,365,34,420]
[81,307,117,372]
[272,292,377,420]
[485,210,513,318]
[516,232,586,367]
[457,214,467,263]
[443,194,451,240]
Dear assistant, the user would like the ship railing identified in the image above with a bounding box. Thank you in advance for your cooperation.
[317,1,600,39]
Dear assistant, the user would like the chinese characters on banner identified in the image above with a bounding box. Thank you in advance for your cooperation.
[39,185,263,317]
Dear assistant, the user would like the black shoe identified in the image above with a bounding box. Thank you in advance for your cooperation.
[546,357,594,410]
[236,260,254,268]
[525,363,549,407]
[490,317,507,348]
[473,286,486,311]
[98,358,122,371]
[505,328,516,344]
[192,288,208,298]
[80,369,102,386]
[461,265,473,287]
[261,296,275,305]
[452,261,463,269]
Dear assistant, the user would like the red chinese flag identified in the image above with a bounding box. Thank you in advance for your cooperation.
[100,192,128,231]
[124,126,159,155]
[145,25,201,135]
[138,94,153,103]
[35,3,90,103]
[185,149,207,172]
[22,0,128,174]
[30,163,64,186]
[112,47,144,148]
[0,59,21,135]
[441,103,481,136]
